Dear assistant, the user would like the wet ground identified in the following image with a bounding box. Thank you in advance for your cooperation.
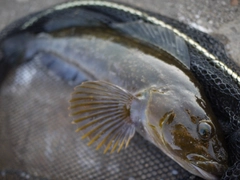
[0,0,240,64]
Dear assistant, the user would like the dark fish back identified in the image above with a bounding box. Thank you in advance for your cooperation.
[0,1,239,179]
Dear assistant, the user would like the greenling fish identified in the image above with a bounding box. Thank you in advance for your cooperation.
[15,23,228,179]
[61,28,227,179]
[1,25,228,179]
[1,1,237,180]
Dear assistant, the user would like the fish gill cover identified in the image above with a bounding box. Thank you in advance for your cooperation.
[0,1,239,180]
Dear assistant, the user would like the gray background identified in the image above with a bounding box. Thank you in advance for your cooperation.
[0,0,240,65]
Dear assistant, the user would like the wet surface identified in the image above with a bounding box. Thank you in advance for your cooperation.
[0,1,239,179]
[0,0,240,65]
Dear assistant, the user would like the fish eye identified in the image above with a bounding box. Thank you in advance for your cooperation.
[197,121,214,140]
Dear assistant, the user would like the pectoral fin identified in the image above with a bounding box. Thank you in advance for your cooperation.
[69,81,136,153]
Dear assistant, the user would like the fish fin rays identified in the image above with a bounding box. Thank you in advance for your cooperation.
[69,81,136,153]
[111,21,190,69]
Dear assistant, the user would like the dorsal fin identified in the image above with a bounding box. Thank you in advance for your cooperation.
[69,81,136,153]
[111,21,190,69]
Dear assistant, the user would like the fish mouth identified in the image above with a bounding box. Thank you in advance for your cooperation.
[187,154,227,179]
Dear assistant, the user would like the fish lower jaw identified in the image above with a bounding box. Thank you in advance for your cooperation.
[190,160,227,180]
[187,153,227,179]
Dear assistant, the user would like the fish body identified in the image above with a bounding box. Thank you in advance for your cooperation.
[4,27,227,179]
[1,1,239,179]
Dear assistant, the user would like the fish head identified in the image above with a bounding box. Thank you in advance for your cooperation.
[131,87,228,179]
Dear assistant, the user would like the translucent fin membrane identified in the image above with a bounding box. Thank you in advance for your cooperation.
[112,21,190,69]
[69,81,136,153]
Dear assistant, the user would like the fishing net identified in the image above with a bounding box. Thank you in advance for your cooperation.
[0,59,198,180]
[0,1,239,180]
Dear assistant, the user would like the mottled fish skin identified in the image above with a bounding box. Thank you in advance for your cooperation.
[15,29,228,180]
[0,1,237,179]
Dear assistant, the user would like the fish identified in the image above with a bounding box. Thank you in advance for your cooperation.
[64,29,228,179]
[1,1,239,179]
[2,24,227,179]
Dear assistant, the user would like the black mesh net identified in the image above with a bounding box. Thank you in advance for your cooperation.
[0,1,239,180]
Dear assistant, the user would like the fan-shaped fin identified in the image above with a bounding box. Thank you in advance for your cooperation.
[69,81,136,153]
